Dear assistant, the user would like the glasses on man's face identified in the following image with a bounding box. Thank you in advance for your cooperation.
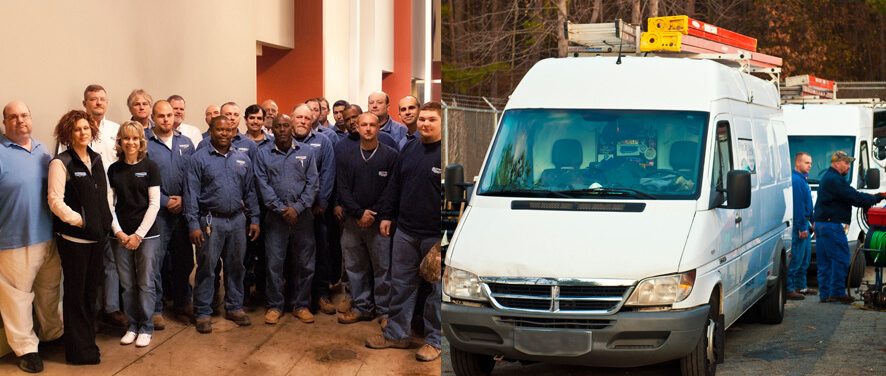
[87,98,108,103]
[5,113,30,121]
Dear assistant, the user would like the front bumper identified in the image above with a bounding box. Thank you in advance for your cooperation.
[443,302,709,367]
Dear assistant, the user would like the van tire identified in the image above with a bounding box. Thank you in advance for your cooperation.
[451,346,495,376]
[680,293,721,376]
[848,245,865,288]
[757,255,786,324]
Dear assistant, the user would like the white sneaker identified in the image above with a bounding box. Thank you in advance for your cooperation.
[120,331,137,345]
[135,333,152,347]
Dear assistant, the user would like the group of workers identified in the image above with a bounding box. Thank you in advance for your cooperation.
[789,151,885,304]
[0,85,443,373]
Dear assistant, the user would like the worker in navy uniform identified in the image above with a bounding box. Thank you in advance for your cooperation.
[366,101,443,361]
[254,113,319,325]
[185,116,260,333]
[813,151,885,304]
[787,152,816,300]
[335,112,398,326]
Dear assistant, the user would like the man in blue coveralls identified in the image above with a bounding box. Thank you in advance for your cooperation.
[788,152,815,300]
[254,113,319,325]
[185,116,261,333]
[814,151,885,304]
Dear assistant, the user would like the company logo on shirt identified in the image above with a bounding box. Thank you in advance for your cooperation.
[236,159,247,166]
[296,155,306,160]
[432,167,442,175]
[179,144,190,149]
[238,147,249,152]
[135,172,147,177]
[310,143,321,147]
[379,171,388,177]
[74,172,87,177]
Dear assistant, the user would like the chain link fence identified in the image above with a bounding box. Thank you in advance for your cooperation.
[442,94,505,180]
[837,82,886,101]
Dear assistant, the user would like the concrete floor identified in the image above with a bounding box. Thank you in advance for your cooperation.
[0,296,441,376]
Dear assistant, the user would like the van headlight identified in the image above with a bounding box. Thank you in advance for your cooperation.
[443,267,485,301]
[624,270,695,306]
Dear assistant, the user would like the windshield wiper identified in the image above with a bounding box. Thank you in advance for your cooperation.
[560,187,658,199]
[483,188,571,198]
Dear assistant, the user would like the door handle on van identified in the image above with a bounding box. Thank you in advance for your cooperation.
[735,216,742,224]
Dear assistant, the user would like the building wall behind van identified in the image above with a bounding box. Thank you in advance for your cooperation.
[0,1,257,148]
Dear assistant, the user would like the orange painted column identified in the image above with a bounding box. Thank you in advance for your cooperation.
[382,0,414,119]
[256,2,324,113]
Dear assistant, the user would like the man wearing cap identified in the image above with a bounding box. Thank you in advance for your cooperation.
[813,151,885,304]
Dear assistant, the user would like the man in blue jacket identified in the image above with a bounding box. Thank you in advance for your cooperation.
[788,152,815,300]
[814,151,885,304]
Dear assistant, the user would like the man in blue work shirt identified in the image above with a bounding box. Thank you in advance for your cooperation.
[254,113,319,325]
[814,151,885,304]
[366,101,443,361]
[336,112,398,326]
[0,101,64,373]
[185,116,261,333]
[788,152,816,300]
[146,100,196,322]
[368,91,408,144]
[196,102,256,160]
[291,104,338,315]
[306,98,337,145]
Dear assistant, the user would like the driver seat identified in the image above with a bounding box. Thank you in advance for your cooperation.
[670,141,698,178]
[539,139,583,186]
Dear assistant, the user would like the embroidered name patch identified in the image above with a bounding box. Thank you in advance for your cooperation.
[296,155,307,160]
[74,172,87,177]
[432,167,442,174]
[135,172,148,177]
[179,144,190,149]
[236,159,247,166]
[238,147,249,152]
[379,171,388,177]
[310,143,321,147]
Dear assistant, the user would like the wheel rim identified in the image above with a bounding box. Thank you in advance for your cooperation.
[705,318,716,364]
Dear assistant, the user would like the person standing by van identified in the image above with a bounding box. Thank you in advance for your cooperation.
[814,151,885,304]
[788,152,816,300]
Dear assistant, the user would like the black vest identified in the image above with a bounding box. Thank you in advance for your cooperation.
[52,148,112,241]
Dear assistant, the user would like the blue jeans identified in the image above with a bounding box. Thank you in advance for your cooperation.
[815,222,850,299]
[193,213,247,319]
[264,210,315,312]
[113,236,159,334]
[102,240,120,312]
[156,210,194,310]
[382,231,441,348]
[788,224,812,291]
[340,217,391,317]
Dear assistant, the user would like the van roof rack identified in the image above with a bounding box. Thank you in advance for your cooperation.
[779,75,883,105]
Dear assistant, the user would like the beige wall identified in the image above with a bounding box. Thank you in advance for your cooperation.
[0,0,258,148]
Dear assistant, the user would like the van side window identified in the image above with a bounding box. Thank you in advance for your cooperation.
[859,141,869,187]
[713,121,733,191]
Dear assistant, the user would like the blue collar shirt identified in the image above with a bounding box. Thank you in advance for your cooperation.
[0,136,54,249]
[253,141,319,215]
[146,128,195,209]
[295,131,335,209]
[184,145,260,232]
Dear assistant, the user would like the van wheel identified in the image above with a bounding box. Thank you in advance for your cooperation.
[757,256,786,324]
[848,245,865,288]
[451,346,495,376]
[680,293,722,376]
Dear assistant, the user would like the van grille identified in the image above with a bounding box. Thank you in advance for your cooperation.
[497,316,614,330]
[485,282,631,314]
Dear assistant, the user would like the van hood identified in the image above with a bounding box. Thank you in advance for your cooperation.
[448,200,697,281]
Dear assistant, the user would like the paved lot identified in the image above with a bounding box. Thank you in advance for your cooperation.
[443,266,886,375]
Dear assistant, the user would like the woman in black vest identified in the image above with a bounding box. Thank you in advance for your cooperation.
[48,110,112,365]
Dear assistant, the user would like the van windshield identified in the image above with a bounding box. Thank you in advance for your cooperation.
[477,109,709,200]
[787,135,855,186]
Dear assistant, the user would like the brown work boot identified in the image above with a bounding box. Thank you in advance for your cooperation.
[152,314,166,330]
[786,290,805,300]
[265,310,282,325]
[416,344,442,361]
[318,296,336,315]
[108,311,130,327]
[800,288,818,295]
[338,309,371,324]
[195,318,212,333]
[365,334,409,349]
[337,297,351,313]
[178,304,195,318]
[225,310,252,326]
[294,308,315,324]
[830,295,854,304]
[380,317,388,330]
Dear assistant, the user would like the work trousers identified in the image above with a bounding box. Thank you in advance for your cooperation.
[815,222,851,300]
[57,235,105,364]
[340,218,391,318]
[156,210,194,309]
[112,237,159,334]
[264,210,315,312]
[0,241,63,356]
[193,213,247,319]
[382,231,441,348]
[101,240,120,313]
[788,224,812,292]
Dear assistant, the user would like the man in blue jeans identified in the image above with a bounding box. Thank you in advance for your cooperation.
[185,116,261,333]
[813,151,884,304]
[788,152,816,300]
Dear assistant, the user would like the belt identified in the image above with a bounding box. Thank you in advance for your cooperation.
[200,210,240,218]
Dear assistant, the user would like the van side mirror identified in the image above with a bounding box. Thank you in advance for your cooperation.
[866,168,881,189]
[718,170,751,209]
[874,138,886,161]
[445,164,473,204]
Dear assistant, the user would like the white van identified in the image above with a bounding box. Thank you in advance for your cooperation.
[783,103,881,285]
[443,56,792,376]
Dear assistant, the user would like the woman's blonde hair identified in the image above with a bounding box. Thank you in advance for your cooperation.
[115,121,147,161]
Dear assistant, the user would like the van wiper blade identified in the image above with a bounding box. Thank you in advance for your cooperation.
[561,187,658,199]
[484,189,571,198]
